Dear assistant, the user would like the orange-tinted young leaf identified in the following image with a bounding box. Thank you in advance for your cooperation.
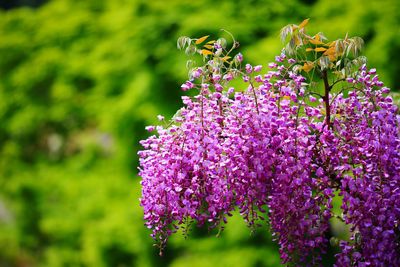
[299,18,310,29]
[323,47,336,56]
[309,38,324,45]
[294,35,302,45]
[206,40,216,44]
[195,35,209,45]
[328,41,336,47]
[315,47,327,52]
[203,44,214,49]
[221,56,231,62]
[308,34,324,45]
[201,49,213,56]
[328,54,337,61]
[306,48,314,52]
[303,61,314,72]
[323,47,337,61]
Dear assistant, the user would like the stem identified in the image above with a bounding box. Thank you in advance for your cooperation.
[321,70,332,129]
[330,78,345,89]
[220,29,239,56]
[249,81,260,115]
[200,83,205,131]
[218,98,224,129]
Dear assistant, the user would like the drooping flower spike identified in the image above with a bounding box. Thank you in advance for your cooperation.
[139,20,400,266]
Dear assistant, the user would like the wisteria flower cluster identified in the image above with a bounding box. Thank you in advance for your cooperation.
[138,20,400,266]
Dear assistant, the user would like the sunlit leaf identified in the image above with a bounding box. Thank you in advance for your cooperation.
[315,47,327,52]
[306,48,314,52]
[203,44,214,49]
[195,35,209,45]
[285,42,295,56]
[217,38,227,48]
[294,35,302,46]
[309,36,324,45]
[323,47,336,56]
[177,36,190,50]
[221,56,231,62]
[177,37,183,49]
[328,41,336,47]
[280,25,293,42]
[303,61,314,72]
[201,49,213,56]
[337,40,347,56]
[299,18,309,29]
[318,56,330,70]
[185,45,196,55]
[186,60,194,69]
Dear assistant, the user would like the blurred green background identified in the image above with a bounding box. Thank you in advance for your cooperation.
[0,0,399,266]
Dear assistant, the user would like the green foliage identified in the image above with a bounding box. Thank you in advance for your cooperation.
[0,0,398,266]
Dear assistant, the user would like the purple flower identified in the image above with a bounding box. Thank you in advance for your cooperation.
[269,62,278,68]
[254,65,262,72]
[223,73,233,81]
[235,53,243,63]
[309,96,317,102]
[139,51,400,265]
[145,126,155,132]
[212,74,221,82]
[245,64,253,73]
[214,83,223,92]
[192,68,203,79]
[181,81,194,91]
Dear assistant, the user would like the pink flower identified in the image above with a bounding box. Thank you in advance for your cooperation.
[214,83,223,92]
[192,68,203,79]
[223,73,233,81]
[235,53,243,63]
[269,62,277,69]
[245,64,253,73]
[254,65,262,72]
[181,81,194,91]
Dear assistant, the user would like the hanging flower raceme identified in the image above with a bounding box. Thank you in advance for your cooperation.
[139,90,237,252]
[139,20,400,265]
[324,67,400,266]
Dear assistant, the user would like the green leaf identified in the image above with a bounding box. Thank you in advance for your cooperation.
[217,38,227,49]
[319,56,330,70]
[177,36,186,50]
[186,60,194,69]
[185,45,196,55]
